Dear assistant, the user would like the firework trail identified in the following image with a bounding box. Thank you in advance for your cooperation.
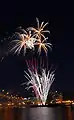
[9,18,52,56]
[23,59,55,105]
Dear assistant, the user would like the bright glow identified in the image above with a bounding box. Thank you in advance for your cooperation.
[12,103,14,105]
[8,103,11,106]
[24,98,27,100]
[22,102,25,105]
[7,92,9,95]
[18,103,21,105]
[2,90,4,92]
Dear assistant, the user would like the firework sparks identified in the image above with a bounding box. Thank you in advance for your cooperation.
[10,18,52,55]
[23,59,55,105]
[27,18,50,39]
[10,31,36,55]
[34,37,52,55]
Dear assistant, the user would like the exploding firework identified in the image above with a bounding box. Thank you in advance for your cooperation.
[27,17,50,39]
[9,18,52,55]
[34,37,52,55]
[23,59,55,105]
[10,31,36,55]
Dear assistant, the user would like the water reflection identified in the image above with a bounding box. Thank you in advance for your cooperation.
[4,108,14,120]
[65,106,72,120]
[28,107,55,120]
[0,106,73,120]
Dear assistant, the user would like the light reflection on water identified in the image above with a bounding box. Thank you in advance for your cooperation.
[0,106,74,120]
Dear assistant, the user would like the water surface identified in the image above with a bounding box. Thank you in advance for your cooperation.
[0,106,73,120]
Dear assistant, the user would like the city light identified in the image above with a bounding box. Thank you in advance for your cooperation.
[0,89,74,107]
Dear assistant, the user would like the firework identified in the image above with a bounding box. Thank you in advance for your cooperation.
[23,59,55,105]
[27,17,50,39]
[10,31,36,55]
[34,37,52,55]
[9,18,52,55]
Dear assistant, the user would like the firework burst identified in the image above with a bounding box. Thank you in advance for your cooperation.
[9,18,52,55]
[10,31,36,55]
[27,17,50,39]
[34,37,52,55]
[23,59,55,105]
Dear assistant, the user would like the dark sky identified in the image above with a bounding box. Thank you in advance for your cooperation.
[0,1,74,96]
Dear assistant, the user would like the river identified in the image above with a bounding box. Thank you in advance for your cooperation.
[0,106,74,120]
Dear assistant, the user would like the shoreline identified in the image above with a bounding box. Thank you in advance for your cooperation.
[0,103,74,108]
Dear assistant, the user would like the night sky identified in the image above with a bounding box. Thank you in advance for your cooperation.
[0,1,74,97]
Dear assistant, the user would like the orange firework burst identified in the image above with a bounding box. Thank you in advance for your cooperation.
[10,18,52,55]
[10,31,36,55]
[34,37,52,55]
[27,18,50,39]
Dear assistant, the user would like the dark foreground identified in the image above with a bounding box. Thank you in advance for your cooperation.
[0,106,74,120]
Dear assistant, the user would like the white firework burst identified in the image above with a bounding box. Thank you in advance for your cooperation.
[23,67,55,105]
